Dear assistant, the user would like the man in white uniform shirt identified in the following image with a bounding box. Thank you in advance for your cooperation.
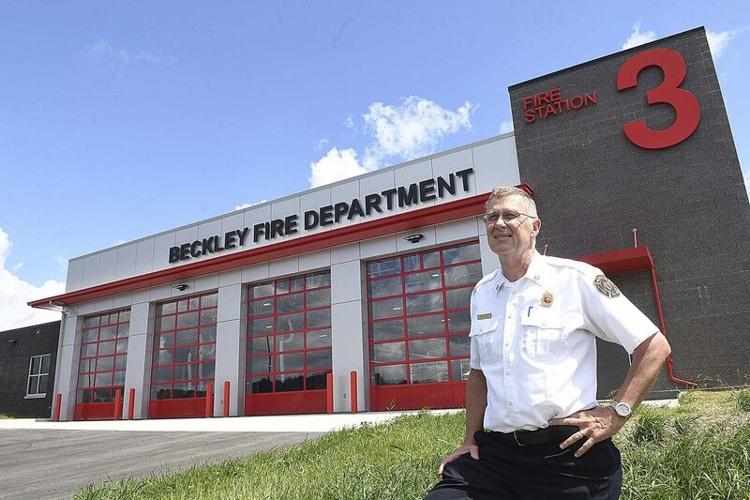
[424,186,672,499]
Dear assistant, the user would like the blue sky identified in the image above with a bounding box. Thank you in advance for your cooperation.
[2,2,749,329]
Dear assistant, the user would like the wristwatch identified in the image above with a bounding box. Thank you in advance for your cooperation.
[611,400,633,418]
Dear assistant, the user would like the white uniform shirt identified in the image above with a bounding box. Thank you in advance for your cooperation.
[469,252,658,432]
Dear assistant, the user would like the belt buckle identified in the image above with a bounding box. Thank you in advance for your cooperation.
[512,430,526,447]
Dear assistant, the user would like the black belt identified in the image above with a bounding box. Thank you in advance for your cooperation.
[485,425,579,446]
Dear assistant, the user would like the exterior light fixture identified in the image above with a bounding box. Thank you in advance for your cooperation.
[172,284,189,292]
[403,233,424,244]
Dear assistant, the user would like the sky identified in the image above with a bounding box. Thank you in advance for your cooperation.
[1,1,749,330]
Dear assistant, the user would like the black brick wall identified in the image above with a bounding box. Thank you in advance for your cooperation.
[509,27,750,390]
[0,321,60,417]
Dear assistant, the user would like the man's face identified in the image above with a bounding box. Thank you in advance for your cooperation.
[484,195,541,258]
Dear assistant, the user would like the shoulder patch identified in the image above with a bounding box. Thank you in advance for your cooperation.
[594,275,621,298]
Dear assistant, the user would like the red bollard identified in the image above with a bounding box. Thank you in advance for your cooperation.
[205,381,214,417]
[326,373,333,414]
[127,388,136,420]
[223,380,230,417]
[350,370,358,413]
[113,388,123,420]
[53,393,62,422]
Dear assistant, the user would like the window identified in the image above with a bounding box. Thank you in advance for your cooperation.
[26,354,51,398]
[150,292,217,400]
[367,241,482,386]
[76,309,130,403]
[246,271,332,394]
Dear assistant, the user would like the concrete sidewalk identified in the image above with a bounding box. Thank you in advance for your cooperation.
[0,409,461,433]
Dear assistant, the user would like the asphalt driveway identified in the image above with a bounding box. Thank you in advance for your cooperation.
[0,429,320,499]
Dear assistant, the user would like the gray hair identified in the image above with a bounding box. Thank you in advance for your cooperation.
[485,186,538,217]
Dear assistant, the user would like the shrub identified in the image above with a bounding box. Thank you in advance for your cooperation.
[632,408,666,444]
[733,388,750,412]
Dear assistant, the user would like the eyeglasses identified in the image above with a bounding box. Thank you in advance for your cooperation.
[480,210,536,225]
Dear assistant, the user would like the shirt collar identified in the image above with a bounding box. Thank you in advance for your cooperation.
[496,250,547,288]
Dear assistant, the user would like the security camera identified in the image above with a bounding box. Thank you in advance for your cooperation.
[403,234,425,244]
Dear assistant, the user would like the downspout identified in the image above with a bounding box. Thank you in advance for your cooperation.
[633,229,697,389]
[648,267,698,388]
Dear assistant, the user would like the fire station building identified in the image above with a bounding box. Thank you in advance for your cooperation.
[31,27,750,420]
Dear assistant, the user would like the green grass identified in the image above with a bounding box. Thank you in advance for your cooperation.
[733,388,750,412]
[77,390,750,500]
[0,413,13,419]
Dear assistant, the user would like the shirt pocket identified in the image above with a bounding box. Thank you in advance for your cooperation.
[520,309,564,360]
[469,319,501,365]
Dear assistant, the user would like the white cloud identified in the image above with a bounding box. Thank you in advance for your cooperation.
[622,22,657,50]
[307,96,476,188]
[706,29,740,59]
[309,147,370,188]
[499,120,514,134]
[90,40,161,66]
[362,97,475,168]
[0,228,65,331]
[235,200,268,211]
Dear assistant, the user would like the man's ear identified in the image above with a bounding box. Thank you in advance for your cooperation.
[531,218,542,236]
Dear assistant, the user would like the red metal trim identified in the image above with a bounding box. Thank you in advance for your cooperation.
[74,402,118,420]
[371,381,466,411]
[245,272,332,408]
[113,388,122,420]
[575,246,654,275]
[75,309,130,415]
[367,242,478,394]
[29,193,491,308]
[649,267,698,388]
[575,245,697,388]
[150,292,217,407]
[148,398,210,419]
[223,381,230,417]
[205,381,213,418]
[245,390,326,416]
[128,388,135,420]
[350,371,358,413]
[326,373,333,414]
[53,393,62,422]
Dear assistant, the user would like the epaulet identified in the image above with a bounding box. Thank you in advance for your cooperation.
[543,255,601,277]
[472,270,499,294]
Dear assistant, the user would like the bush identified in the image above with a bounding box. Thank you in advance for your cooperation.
[733,388,750,412]
[631,408,666,444]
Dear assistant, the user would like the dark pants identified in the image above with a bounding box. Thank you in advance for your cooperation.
[425,429,622,500]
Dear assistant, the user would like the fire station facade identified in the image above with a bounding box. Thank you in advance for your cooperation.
[32,27,750,420]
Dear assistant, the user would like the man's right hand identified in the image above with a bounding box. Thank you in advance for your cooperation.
[437,443,479,475]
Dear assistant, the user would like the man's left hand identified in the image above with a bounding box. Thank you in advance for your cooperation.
[548,406,627,457]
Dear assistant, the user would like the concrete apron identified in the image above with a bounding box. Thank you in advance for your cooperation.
[0,409,462,433]
[0,399,676,433]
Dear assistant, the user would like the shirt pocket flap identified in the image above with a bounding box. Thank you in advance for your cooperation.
[520,309,564,329]
[469,320,499,337]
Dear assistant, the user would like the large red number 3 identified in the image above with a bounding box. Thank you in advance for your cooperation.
[617,48,701,149]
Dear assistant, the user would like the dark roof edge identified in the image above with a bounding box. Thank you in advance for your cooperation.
[508,26,705,90]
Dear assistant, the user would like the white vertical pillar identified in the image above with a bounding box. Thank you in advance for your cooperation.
[124,301,153,419]
[54,312,81,420]
[331,260,367,413]
[214,283,245,416]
